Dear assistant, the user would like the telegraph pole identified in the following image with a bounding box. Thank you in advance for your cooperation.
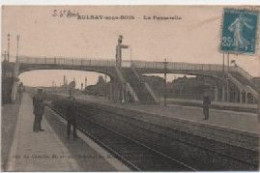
[4,51,7,61]
[13,35,21,80]
[16,35,20,62]
[3,51,7,79]
[164,58,167,107]
[7,33,10,62]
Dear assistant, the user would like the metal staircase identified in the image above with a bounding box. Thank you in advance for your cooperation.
[228,73,259,102]
[115,67,139,102]
[122,66,158,104]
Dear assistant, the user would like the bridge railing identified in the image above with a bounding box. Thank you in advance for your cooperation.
[18,57,115,67]
[18,57,252,78]
[132,61,225,72]
[18,57,227,72]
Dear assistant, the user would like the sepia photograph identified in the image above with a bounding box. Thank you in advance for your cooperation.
[1,4,260,172]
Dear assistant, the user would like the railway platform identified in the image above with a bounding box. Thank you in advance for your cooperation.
[6,93,128,171]
[71,93,259,134]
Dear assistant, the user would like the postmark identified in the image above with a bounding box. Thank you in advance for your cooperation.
[220,8,259,55]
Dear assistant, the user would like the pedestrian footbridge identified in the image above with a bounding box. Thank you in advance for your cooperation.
[12,56,259,104]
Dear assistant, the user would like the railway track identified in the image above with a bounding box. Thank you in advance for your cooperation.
[47,96,259,171]
[48,105,196,171]
[77,105,259,170]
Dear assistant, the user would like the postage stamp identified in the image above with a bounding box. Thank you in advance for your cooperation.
[220,8,259,55]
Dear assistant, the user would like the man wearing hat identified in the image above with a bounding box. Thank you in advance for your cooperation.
[33,88,45,132]
[66,89,78,139]
[203,93,211,120]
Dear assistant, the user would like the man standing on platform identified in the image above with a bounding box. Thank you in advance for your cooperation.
[203,93,211,120]
[33,88,45,132]
[66,89,78,139]
[17,82,24,103]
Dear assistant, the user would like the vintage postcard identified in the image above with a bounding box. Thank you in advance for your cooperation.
[1,5,260,172]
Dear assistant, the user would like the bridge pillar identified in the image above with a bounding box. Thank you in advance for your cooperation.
[245,92,248,104]
[226,84,230,102]
[234,90,239,103]
[252,96,255,104]
[121,83,126,103]
[109,83,113,101]
[214,86,218,102]
[112,81,118,103]
[11,81,19,103]
[111,80,124,104]
[11,61,20,103]
[239,90,243,103]
[221,87,226,102]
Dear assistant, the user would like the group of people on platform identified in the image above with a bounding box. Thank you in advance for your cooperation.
[32,88,78,139]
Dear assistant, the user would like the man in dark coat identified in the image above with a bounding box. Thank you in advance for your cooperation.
[33,88,45,132]
[66,91,78,139]
[203,94,211,120]
[18,82,24,103]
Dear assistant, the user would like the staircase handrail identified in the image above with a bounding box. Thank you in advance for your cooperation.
[228,73,259,100]
[115,66,139,102]
[230,66,253,81]
[125,83,139,102]
[245,85,259,100]
[227,73,245,91]
[131,64,158,103]
[130,64,142,82]
[144,82,160,103]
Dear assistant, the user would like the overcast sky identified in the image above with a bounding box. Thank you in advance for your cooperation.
[2,6,259,87]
